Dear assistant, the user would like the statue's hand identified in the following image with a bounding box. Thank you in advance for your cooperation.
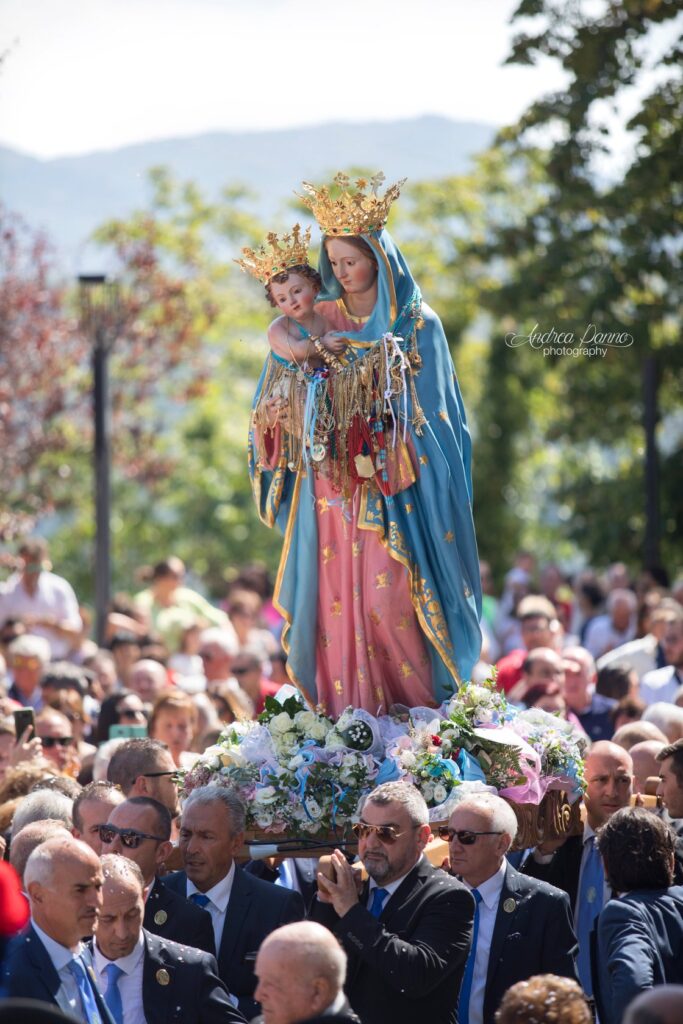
[321,332,348,356]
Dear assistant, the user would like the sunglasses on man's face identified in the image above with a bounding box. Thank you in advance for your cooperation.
[141,770,180,781]
[40,736,72,749]
[98,824,166,849]
[351,822,419,845]
[438,827,504,845]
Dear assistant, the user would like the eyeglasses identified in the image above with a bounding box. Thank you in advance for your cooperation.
[40,736,73,748]
[351,822,419,845]
[119,708,145,720]
[141,770,181,782]
[437,827,504,845]
[99,823,166,848]
[11,655,43,670]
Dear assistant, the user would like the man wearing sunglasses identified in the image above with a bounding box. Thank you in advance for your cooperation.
[107,738,181,819]
[35,708,77,775]
[102,796,215,954]
[312,781,474,1024]
[445,793,577,1024]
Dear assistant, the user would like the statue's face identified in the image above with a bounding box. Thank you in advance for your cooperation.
[269,272,319,320]
[326,238,377,296]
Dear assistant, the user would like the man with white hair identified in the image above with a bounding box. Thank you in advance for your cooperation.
[2,834,114,1022]
[6,632,51,708]
[313,780,474,1024]
[583,587,637,660]
[446,793,577,1024]
[199,627,253,715]
[10,788,73,841]
[254,921,358,1024]
[562,645,617,741]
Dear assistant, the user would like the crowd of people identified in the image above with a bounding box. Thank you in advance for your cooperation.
[0,537,682,1023]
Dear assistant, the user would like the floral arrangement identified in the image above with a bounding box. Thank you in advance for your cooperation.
[178,679,587,836]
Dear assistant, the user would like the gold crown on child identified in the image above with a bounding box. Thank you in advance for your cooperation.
[235,224,312,284]
[298,172,406,236]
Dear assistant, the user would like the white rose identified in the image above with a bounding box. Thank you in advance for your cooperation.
[433,784,447,804]
[325,733,345,750]
[254,786,278,805]
[254,810,274,828]
[269,712,295,735]
[294,710,317,732]
[474,708,495,725]
[309,719,332,741]
[400,751,417,769]
[422,783,435,801]
[287,754,306,771]
[468,685,490,703]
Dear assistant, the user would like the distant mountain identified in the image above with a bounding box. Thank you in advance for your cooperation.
[0,116,496,270]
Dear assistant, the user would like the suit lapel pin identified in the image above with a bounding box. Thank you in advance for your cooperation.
[156,968,171,986]
[502,898,516,913]
[154,910,168,925]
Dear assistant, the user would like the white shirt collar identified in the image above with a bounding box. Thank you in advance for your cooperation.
[583,821,597,843]
[187,859,235,912]
[368,853,423,899]
[94,930,145,977]
[463,859,507,910]
[31,919,82,971]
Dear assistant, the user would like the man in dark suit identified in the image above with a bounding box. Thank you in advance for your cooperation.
[446,792,577,1024]
[162,784,304,1019]
[311,781,474,1024]
[3,834,115,1023]
[594,808,683,1024]
[245,857,319,914]
[522,740,633,995]
[253,921,360,1024]
[93,854,246,1024]
[100,795,215,953]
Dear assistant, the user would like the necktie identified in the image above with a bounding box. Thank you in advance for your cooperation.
[576,835,603,995]
[68,956,102,1024]
[458,888,483,1024]
[369,887,389,918]
[103,963,124,1024]
[190,892,211,908]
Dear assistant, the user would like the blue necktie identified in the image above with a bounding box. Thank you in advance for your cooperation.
[369,887,389,918]
[68,956,102,1024]
[458,888,483,1024]
[576,835,603,995]
[190,892,211,908]
[103,963,124,1024]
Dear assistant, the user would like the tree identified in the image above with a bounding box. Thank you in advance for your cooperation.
[481,0,683,569]
[0,206,87,540]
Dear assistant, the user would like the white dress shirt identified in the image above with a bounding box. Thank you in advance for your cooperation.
[640,665,683,706]
[187,860,235,952]
[93,931,146,1024]
[31,920,88,1022]
[0,571,82,659]
[463,860,507,1024]
[366,854,423,914]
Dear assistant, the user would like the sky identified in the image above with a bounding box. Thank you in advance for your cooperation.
[0,0,570,159]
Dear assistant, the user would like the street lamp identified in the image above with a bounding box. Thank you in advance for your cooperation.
[78,274,121,646]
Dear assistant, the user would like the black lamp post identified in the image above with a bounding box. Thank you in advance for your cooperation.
[78,274,121,647]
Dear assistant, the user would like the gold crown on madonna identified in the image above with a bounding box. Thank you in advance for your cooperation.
[298,172,406,236]
[235,224,312,284]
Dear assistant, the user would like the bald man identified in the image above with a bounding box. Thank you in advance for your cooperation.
[92,854,244,1024]
[630,740,665,795]
[254,921,359,1024]
[523,741,634,995]
[623,985,683,1024]
[3,835,114,1023]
